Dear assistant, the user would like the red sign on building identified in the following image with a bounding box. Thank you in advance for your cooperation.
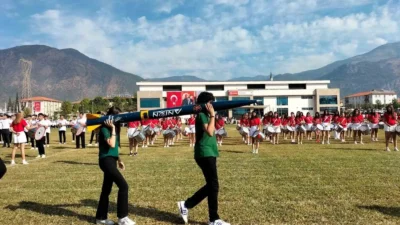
[228,90,238,96]
[33,102,41,112]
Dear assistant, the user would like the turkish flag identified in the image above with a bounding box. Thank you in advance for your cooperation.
[167,92,182,108]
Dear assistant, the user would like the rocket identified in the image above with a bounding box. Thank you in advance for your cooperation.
[86,100,260,132]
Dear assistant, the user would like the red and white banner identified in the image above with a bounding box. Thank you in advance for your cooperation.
[166,91,197,108]
[167,92,182,108]
[33,102,41,112]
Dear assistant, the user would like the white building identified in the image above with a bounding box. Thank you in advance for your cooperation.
[136,80,340,118]
[20,96,62,117]
[344,90,397,107]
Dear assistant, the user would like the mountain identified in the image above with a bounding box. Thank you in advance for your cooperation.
[0,45,144,102]
[147,75,206,82]
[157,42,400,97]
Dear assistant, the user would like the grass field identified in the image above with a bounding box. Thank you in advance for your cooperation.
[1,125,400,225]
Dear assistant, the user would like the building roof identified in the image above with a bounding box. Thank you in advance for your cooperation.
[137,80,331,85]
[20,96,62,103]
[345,90,397,98]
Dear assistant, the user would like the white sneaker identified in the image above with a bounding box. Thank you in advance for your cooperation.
[88,144,93,146]
[360,142,364,145]
[95,143,98,146]
[395,148,399,152]
[177,201,189,224]
[36,155,41,158]
[96,219,115,225]
[327,141,330,145]
[386,147,391,152]
[22,160,29,165]
[375,139,378,142]
[47,145,50,147]
[322,141,324,145]
[252,149,255,154]
[255,149,259,154]
[209,219,231,225]
[11,160,16,165]
[35,147,38,150]
[354,141,357,145]
[31,147,34,150]
[42,155,46,158]
[118,217,136,225]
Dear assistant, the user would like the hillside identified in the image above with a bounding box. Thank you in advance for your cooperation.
[0,45,144,102]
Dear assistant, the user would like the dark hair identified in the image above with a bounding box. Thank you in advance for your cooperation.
[352,108,360,117]
[323,109,329,116]
[315,112,320,118]
[106,106,122,136]
[196,92,215,104]
[386,104,395,117]
[38,113,44,117]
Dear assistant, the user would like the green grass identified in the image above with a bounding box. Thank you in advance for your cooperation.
[1,125,400,225]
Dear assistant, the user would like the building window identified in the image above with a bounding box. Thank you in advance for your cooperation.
[215,97,228,117]
[319,95,338,105]
[206,85,224,91]
[289,84,306,89]
[301,96,313,99]
[302,107,313,110]
[140,98,160,108]
[215,97,228,102]
[232,108,250,119]
[320,107,338,114]
[247,84,265,89]
[277,96,288,106]
[163,85,182,91]
[232,97,251,101]
[277,108,288,116]
[254,97,264,105]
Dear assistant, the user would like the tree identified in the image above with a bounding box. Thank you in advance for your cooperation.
[15,93,20,112]
[375,100,383,110]
[80,98,91,113]
[361,103,373,111]
[72,104,80,114]
[23,107,32,117]
[392,98,400,110]
[61,101,73,117]
[92,96,109,113]
[7,97,13,112]
[125,98,137,111]
[112,97,124,110]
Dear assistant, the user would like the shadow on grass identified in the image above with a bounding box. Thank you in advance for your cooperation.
[5,199,206,225]
[326,147,376,151]
[357,205,400,217]
[51,146,72,150]
[222,150,247,154]
[55,160,97,166]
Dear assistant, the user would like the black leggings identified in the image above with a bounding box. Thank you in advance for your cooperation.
[59,131,66,143]
[36,138,45,155]
[76,132,85,148]
[96,157,129,220]
[46,133,50,145]
[0,158,6,179]
[185,157,220,222]
[90,131,98,144]
[1,129,10,147]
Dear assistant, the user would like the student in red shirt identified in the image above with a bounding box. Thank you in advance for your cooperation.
[305,112,314,141]
[188,114,196,147]
[321,109,332,145]
[346,114,353,138]
[10,112,29,165]
[337,112,348,142]
[239,113,250,145]
[369,111,380,142]
[281,114,289,141]
[288,112,296,143]
[140,119,151,148]
[249,111,261,154]
[162,118,172,148]
[295,112,306,145]
[313,112,322,143]
[383,104,398,151]
[215,114,225,146]
[175,117,183,142]
[271,112,281,145]
[352,109,365,145]
[127,121,140,156]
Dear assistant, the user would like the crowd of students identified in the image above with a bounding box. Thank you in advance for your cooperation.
[236,104,400,153]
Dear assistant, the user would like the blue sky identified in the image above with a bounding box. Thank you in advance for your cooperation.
[0,0,399,80]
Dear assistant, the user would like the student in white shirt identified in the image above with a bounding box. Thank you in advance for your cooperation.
[30,115,38,149]
[1,114,11,148]
[44,115,51,147]
[57,115,68,144]
[32,113,48,158]
[71,115,78,142]
[76,112,87,149]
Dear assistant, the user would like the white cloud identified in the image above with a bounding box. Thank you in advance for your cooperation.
[27,0,400,80]
[155,0,184,14]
